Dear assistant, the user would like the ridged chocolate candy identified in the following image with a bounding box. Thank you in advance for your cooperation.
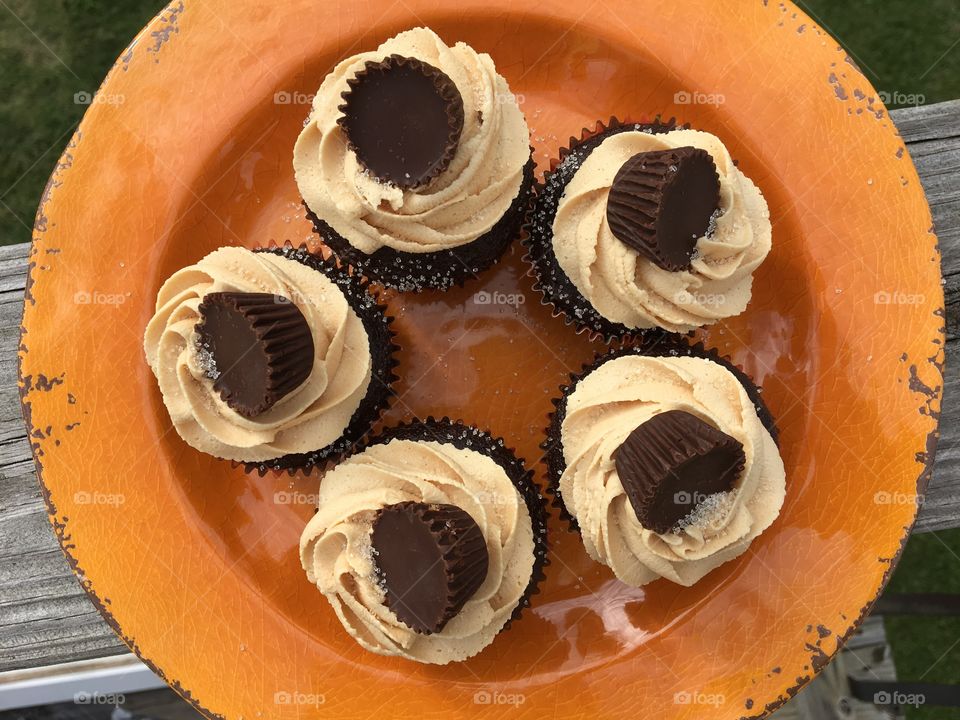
[614,410,745,534]
[338,54,464,189]
[371,501,489,634]
[606,146,720,271]
[195,292,314,418]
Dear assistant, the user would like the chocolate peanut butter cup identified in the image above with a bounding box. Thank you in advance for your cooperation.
[196,292,314,418]
[614,410,745,534]
[372,501,489,634]
[543,338,779,531]
[338,54,464,189]
[606,147,720,271]
[361,418,550,629]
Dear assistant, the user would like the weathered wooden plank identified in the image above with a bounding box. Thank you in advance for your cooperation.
[897,101,960,533]
[0,101,957,679]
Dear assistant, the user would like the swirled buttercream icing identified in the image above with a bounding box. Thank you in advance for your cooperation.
[299,438,535,664]
[552,129,772,332]
[559,354,785,587]
[143,247,371,462]
[294,27,530,254]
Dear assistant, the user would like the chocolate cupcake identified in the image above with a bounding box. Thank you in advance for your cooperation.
[299,418,549,664]
[294,27,535,291]
[525,118,773,340]
[543,340,785,588]
[143,244,397,475]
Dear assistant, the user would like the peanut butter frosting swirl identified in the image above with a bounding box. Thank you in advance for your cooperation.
[552,129,772,332]
[559,355,785,587]
[143,247,371,463]
[299,439,535,664]
[294,27,530,254]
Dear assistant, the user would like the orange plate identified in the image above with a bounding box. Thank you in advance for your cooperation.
[20,1,943,718]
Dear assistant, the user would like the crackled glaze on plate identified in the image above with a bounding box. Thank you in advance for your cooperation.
[20,1,943,719]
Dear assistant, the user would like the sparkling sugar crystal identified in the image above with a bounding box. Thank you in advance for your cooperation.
[675,491,735,532]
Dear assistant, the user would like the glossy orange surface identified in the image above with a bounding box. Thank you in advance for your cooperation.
[20,1,943,719]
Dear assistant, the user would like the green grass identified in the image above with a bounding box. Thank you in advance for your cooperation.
[0,0,165,245]
[2,0,960,716]
[800,0,960,109]
[884,531,960,720]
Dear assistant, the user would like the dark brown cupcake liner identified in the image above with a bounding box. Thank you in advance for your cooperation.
[234,243,399,476]
[522,116,687,343]
[304,152,536,292]
[541,336,780,532]
[357,417,550,629]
